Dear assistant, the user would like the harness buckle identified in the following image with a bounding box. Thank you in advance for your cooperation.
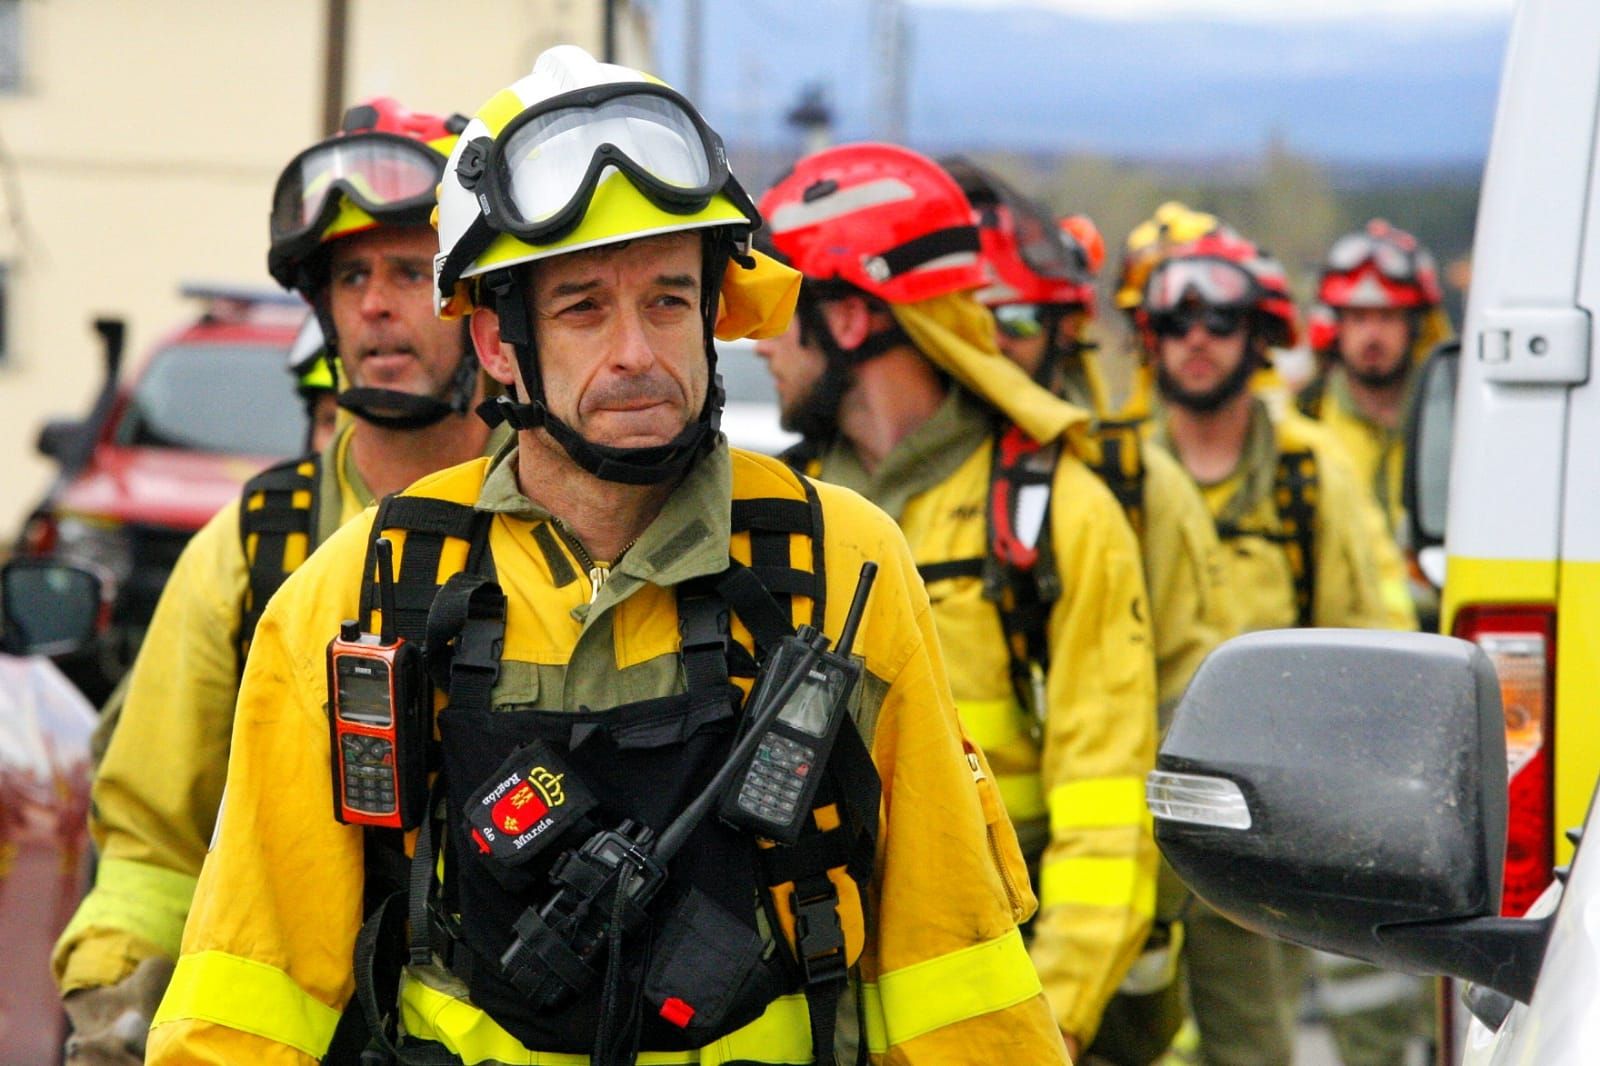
[793,884,848,985]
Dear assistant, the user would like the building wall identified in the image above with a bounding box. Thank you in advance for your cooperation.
[0,0,648,535]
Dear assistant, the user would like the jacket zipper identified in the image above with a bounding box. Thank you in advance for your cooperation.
[970,751,1026,920]
[551,519,635,606]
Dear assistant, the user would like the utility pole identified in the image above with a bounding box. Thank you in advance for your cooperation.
[602,0,618,63]
[321,0,348,135]
[684,0,703,102]
[871,0,908,142]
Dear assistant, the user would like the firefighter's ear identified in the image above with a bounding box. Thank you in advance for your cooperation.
[818,294,875,353]
[470,307,519,389]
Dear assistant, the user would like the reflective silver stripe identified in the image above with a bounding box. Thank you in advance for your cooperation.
[768,178,915,234]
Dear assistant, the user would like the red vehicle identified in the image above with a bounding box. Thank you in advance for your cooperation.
[16,286,308,701]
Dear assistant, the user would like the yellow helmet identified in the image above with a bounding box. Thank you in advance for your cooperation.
[434,45,772,322]
[1114,201,1229,312]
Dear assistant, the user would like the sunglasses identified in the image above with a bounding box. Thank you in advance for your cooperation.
[1148,306,1247,340]
[994,303,1045,340]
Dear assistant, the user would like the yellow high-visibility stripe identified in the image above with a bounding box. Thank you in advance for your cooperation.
[996,773,1047,822]
[860,927,1042,1052]
[401,977,815,1064]
[151,950,341,1057]
[58,856,197,960]
[957,697,1027,752]
[1039,855,1155,916]
[1047,776,1149,831]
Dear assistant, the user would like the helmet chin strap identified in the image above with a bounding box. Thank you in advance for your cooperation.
[475,236,731,486]
[316,306,478,431]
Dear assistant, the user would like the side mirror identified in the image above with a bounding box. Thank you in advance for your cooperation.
[0,560,103,657]
[1404,339,1459,553]
[36,418,90,464]
[1152,629,1551,1004]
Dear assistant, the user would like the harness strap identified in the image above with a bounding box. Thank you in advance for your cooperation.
[918,558,985,585]
[239,454,320,659]
[1212,447,1319,628]
[424,573,506,709]
[1275,448,1319,628]
[1089,420,1147,537]
[985,428,1063,724]
[358,497,487,643]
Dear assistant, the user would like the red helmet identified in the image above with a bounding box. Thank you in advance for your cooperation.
[759,142,984,305]
[939,156,1096,311]
[268,97,464,295]
[1317,219,1442,310]
[1306,303,1339,353]
[1060,214,1105,276]
[1142,230,1299,348]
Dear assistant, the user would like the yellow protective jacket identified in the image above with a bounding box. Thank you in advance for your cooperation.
[810,392,1158,1043]
[1135,445,1234,721]
[1300,363,1410,536]
[1154,399,1398,634]
[1044,330,1233,720]
[146,442,1067,1065]
[51,425,376,994]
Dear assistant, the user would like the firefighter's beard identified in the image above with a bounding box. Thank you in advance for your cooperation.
[780,359,856,444]
[1156,348,1259,415]
[1346,350,1413,390]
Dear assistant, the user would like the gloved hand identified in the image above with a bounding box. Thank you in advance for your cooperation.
[62,955,176,1065]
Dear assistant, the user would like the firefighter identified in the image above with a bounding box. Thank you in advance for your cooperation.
[756,141,1159,1059]
[287,313,340,453]
[50,98,505,1065]
[950,159,1234,1065]
[1142,230,1403,1066]
[146,47,1066,1064]
[937,158,1116,416]
[1301,221,1453,623]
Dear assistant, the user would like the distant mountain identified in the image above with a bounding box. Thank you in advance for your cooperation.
[651,1,1509,165]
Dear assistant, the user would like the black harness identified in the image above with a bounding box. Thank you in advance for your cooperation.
[1215,448,1320,629]
[329,483,879,1066]
[238,454,323,661]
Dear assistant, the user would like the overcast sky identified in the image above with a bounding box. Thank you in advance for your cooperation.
[914,0,1513,19]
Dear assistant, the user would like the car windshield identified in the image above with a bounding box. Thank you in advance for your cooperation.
[115,343,306,456]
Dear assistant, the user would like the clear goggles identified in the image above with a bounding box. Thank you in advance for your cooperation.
[1144,256,1258,316]
[1326,232,1435,283]
[473,81,741,245]
[270,132,446,247]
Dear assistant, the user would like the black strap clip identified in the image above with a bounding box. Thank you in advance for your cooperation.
[793,880,848,986]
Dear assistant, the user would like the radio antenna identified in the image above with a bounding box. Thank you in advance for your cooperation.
[376,538,399,645]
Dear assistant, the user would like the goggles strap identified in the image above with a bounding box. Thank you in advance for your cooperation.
[1034,307,1072,389]
[438,215,501,308]
[862,225,980,284]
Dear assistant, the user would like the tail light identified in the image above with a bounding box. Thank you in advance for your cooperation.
[1451,605,1555,916]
